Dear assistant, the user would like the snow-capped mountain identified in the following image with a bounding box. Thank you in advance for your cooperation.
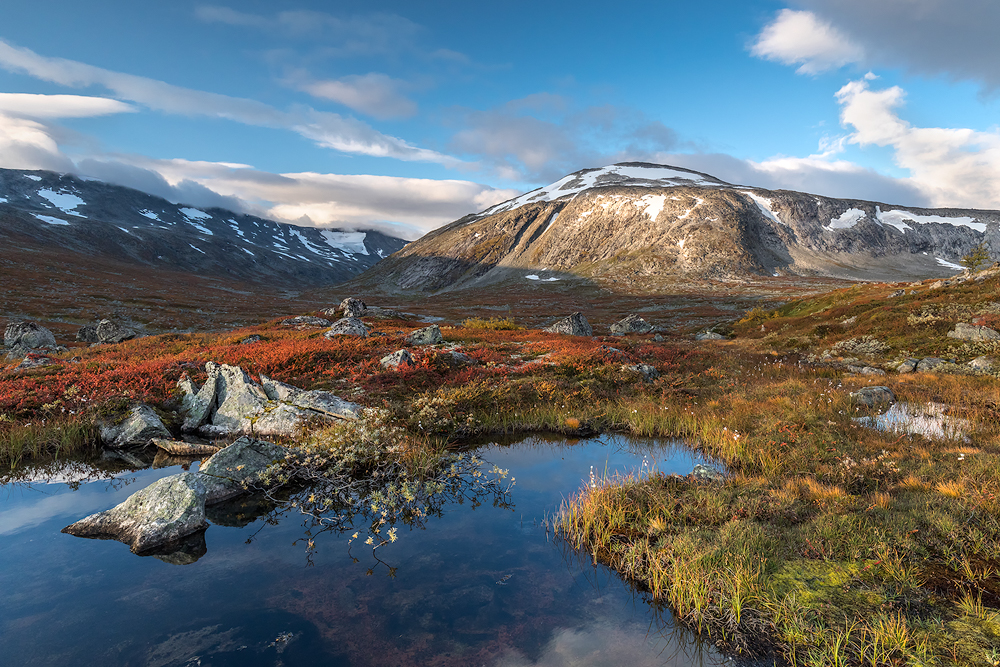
[358,162,1000,292]
[0,168,406,287]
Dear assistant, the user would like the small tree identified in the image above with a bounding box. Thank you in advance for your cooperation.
[961,242,991,273]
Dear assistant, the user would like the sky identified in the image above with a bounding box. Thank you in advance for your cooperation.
[2,0,1000,239]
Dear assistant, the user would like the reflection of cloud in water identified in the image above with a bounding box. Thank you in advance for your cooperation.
[492,615,727,667]
[0,491,114,535]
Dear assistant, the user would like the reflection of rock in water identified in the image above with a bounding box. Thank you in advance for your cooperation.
[149,528,208,565]
[206,492,279,528]
[152,450,200,470]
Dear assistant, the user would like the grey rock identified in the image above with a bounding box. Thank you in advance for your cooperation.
[77,319,137,344]
[98,404,172,449]
[916,357,947,372]
[609,314,654,336]
[248,402,313,437]
[325,317,370,338]
[62,472,208,554]
[206,362,270,433]
[406,324,443,345]
[340,298,367,318]
[281,316,331,327]
[947,322,1000,342]
[259,374,299,401]
[197,437,288,504]
[623,363,659,382]
[691,464,724,482]
[179,371,218,433]
[445,351,476,366]
[695,331,726,341]
[15,353,60,370]
[240,334,262,344]
[4,320,56,349]
[544,313,592,337]
[850,386,896,408]
[653,334,664,342]
[896,358,919,373]
[968,356,996,371]
[381,349,415,369]
[259,374,361,420]
[848,365,886,376]
[888,289,905,298]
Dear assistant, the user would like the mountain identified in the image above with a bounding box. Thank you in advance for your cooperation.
[0,168,407,288]
[357,162,1000,293]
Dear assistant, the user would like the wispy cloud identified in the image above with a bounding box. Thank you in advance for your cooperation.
[0,93,135,118]
[751,9,864,74]
[0,39,458,165]
[297,72,417,120]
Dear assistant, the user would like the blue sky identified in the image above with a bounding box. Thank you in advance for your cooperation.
[1,0,999,238]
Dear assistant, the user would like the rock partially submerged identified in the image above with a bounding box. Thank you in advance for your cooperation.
[691,464,725,482]
[62,472,208,554]
[152,439,222,457]
[544,313,592,337]
[98,404,172,449]
[609,314,653,336]
[407,324,443,345]
[197,437,287,503]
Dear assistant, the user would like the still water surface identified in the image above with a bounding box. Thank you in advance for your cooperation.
[0,434,729,666]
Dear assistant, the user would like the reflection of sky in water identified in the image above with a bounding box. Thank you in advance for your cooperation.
[0,435,729,667]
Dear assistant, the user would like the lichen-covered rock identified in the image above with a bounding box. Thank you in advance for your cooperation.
[240,334,262,344]
[62,472,208,554]
[98,404,172,449]
[325,317,370,338]
[178,373,216,433]
[281,316,331,327]
[947,322,1000,342]
[197,437,288,503]
[259,374,360,420]
[623,363,659,382]
[15,353,60,370]
[691,464,724,482]
[695,331,725,341]
[381,349,415,369]
[544,313,592,337]
[209,362,270,432]
[340,297,367,318]
[968,356,996,371]
[4,320,56,350]
[916,357,947,373]
[152,439,222,457]
[406,324,443,345]
[609,314,653,336]
[77,319,137,345]
[850,386,896,408]
[895,358,919,373]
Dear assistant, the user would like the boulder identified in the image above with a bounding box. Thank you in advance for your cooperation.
[888,289,905,298]
[407,324,444,345]
[62,472,208,554]
[381,349,415,369]
[947,322,1000,342]
[179,372,218,433]
[340,298,367,318]
[77,319,137,345]
[4,320,56,350]
[916,357,947,373]
[609,314,654,336]
[259,375,361,420]
[206,362,270,433]
[623,363,659,382]
[653,334,664,342]
[98,404,172,449]
[968,356,996,371]
[691,464,724,482]
[197,437,288,503]
[15,353,60,370]
[695,331,726,341]
[544,313,592,337]
[325,317,370,338]
[240,334,262,344]
[281,316,331,327]
[849,386,896,408]
[152,438,222,457]
[895,358,919,373]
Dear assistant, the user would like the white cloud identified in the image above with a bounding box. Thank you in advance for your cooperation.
[0,39,458,166]
[300,73,417,120]
[0,93,135,119]
[751,9,864,74]
[0,113,75,172]
[836,76,1000,208]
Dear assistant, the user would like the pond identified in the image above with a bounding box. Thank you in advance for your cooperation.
[0,434,731,667]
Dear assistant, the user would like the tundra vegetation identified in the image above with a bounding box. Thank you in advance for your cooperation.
[2,268,1000,665]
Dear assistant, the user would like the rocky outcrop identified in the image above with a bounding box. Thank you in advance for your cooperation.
[62,472,208,554]
[623,363,659,382]
[340,297,367,318]
[850,386,896,408]
[406,324,443,345]
[281,316,330,327]
[76,319,136,344]
[98,404,172,449]
[177,363,360,437]
[544,313,592,337]
[968,356,996,371]
[695,331,726,341]
[610,314,654,336]
[197,437,287,503]
[916,357,948,373]
[4,320,58,359]
[326,317,370,338]
[381,349,415,369]
[947,322,1000,342]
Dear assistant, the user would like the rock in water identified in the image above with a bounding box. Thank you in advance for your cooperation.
[340,297,367,318]
[197,436,287,503]
[406,324,443,345]
[4,320,56,350]
[544,313,592,337]
[325,317,370,338]
[609,314,653,336]
[947,322,1000,342]
[380,349,415,369]
[98,404,172,449]
[62,472,208,554]
[849,386,896,408]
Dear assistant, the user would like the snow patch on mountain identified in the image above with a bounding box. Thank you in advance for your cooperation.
[319,230,368,255]
[38,189,84,214]
[742,192,785,226]
[877,208,984,233]
[640,194,666,221]
[139,209,160,221]
[825,208,866,231]
[189,244,206,254]
[25,175,41,182]
[937,257,964,270]
[34,214,69,226]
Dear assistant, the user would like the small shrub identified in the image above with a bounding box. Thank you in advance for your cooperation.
[461,317,523,331]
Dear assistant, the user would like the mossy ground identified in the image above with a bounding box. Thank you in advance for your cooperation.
[3,271,1000,664]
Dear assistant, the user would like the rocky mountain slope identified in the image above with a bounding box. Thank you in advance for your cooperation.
[0,168,406,288]
[359,162,1000,292]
